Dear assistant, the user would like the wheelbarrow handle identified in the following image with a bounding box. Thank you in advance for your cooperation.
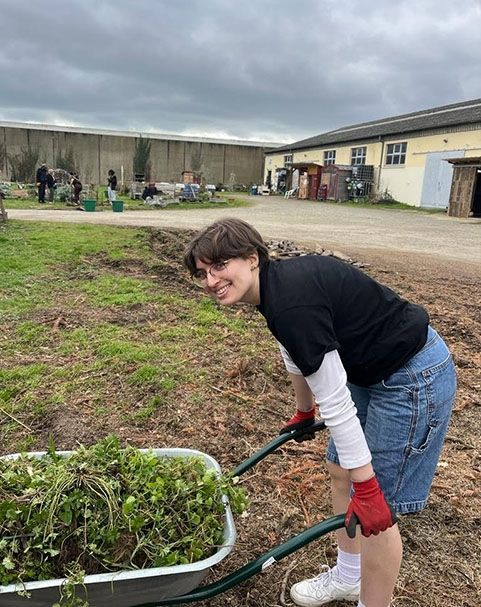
[231,420,326,478]
[131,513,345,606]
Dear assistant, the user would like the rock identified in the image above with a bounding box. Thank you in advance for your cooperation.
[332,250,352,262]
[265,240,360,266]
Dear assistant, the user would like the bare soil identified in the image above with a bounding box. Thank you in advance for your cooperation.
[3,229,480,607]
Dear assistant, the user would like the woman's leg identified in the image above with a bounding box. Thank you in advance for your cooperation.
[360,528,402,607]
[329,461,402,607]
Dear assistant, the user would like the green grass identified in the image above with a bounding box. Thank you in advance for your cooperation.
[0,220,273,450]
[80,275,155,307]
[3,195,250,211]
[317,198,446,213]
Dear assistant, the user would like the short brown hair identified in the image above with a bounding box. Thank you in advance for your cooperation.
[183,217,269,275]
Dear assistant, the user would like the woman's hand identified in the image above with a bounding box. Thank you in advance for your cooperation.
[280,407,315,432]
[279,407,316,442]
[345,475,398,538]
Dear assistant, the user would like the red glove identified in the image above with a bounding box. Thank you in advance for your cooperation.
[345,476,398,538]
[280,408,315,442]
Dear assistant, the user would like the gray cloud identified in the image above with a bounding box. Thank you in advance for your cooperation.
[1,0,481,142]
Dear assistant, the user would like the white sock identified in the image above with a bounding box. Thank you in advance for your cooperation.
[333,548,361,584]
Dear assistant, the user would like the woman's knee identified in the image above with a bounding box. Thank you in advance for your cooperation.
[327,461,350,488]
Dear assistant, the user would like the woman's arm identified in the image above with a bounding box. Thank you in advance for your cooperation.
[281,345,395,535]
[288,372,316,412]
[279,344,372,472]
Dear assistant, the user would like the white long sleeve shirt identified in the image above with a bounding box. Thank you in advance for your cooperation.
[279,343,372,469]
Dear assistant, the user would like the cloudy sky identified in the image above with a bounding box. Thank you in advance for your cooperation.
[1,0,481,144]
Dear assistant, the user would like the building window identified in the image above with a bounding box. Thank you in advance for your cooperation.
[324,150,336,165]
[284,154,293,167]
[351,147,366,165]
[386,142,407,165]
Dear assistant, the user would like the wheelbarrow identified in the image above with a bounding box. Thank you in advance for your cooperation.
[0,422,345,607]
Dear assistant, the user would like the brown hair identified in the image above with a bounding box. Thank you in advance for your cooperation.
[183,217,269,275]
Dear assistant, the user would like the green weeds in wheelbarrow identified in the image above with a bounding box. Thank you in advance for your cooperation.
[133,422,346,606]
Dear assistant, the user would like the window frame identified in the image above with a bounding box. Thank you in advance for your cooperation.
[350,146,367,165]
[385,142,407,166]
[323,150,336,165]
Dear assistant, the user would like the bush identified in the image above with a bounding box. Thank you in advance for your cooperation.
[373,188,399,205]
[0,183,12,197]
[55,184,72,202]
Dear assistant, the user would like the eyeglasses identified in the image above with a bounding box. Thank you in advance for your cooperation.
[191,260,232,287]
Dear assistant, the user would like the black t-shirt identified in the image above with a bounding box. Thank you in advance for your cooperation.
[108,175,117,190]
[256,256,429,386]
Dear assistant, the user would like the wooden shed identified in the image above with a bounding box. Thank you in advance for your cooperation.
[447,157,481,218]
[290,163,323,200]
[320,164,352,201]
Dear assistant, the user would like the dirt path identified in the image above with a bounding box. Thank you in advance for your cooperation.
[7,196,481,266]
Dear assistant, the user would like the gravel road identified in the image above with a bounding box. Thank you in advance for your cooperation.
[7,196,481,265]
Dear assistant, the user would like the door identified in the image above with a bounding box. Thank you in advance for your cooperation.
[420,151,464,208]
[309,174,320,200]
[471,170,481,217]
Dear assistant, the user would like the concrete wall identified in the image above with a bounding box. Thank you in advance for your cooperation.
[264,126,481,206]
[0,124,272,186]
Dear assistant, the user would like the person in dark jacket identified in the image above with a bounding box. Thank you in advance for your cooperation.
[183,217,456,607]
[47,170,57,203]
[107,169,117,204]
[36,164,49,203]
[142,183,159,200]
[70,174,83,206]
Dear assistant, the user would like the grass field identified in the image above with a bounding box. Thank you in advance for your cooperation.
[2,193,250,211]
[0,220,271,454]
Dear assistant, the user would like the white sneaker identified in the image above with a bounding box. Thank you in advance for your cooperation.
[290,566,360,606]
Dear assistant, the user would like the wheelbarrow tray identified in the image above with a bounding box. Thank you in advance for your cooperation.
[0,448,236,607]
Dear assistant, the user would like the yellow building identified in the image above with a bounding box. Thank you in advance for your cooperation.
[264,98,481,216]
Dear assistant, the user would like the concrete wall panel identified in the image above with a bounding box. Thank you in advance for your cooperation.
[0,124,270,186]
[200,142,226,184]
[166,140,185,181]
[225,145,264,185]
[99,135,136,186]
[149,139,170,182]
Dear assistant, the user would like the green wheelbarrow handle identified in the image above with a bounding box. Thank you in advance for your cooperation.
[132,421,343,606]
[232,420,327,478]
[132,514,345,606]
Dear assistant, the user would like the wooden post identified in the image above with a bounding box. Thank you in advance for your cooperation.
[0,192,7,222]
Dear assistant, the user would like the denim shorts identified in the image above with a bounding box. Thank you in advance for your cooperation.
[326,326,457,514]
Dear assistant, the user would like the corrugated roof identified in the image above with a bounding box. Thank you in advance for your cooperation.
[447,156,481,165]
[267,98,481,154]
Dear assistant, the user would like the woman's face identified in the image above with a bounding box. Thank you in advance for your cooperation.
[194,254,260,305]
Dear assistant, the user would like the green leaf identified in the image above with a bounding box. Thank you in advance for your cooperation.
[2,556,15,571]
[59,506,73,525]
[122,495,136,515]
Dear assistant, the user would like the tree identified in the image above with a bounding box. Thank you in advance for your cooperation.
[7,146,40,182]
[133,137,152,180]
[55,148,77,173]
[0,143,6,178]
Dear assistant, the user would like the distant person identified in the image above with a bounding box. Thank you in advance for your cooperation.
[35,164,49,203]
[0,189,6,221]
[107,169,117,204]
[47,169,57,203]
[142,183,159,200]
[70,173,83,206]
